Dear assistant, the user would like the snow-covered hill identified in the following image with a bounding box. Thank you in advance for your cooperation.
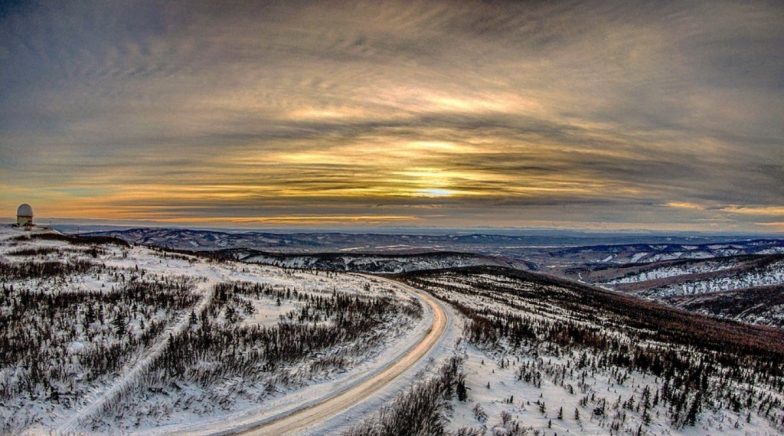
[0,226,428,433]
[635,259,784,298]
[665,284,784,329]
[574,254,784,328]
[548,241,784,269]
[235,250,514,273]
[396,267,784,435]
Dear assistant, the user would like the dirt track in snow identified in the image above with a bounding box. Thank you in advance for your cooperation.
[56,274,220,433]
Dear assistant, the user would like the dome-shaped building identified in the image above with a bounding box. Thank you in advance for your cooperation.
[17,204,33,226]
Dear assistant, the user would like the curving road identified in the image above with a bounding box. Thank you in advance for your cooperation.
[231,278,448,436]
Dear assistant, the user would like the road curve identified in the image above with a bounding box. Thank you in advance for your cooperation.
[233,278,448,436]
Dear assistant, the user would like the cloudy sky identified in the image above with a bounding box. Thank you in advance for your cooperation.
[1,1,783,231]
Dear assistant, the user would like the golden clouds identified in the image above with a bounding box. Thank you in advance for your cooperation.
[666,202,705,211]
[721,206,784,217]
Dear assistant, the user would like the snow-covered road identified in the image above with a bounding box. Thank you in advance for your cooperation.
[185,276,450,436]
[244,282,447,435]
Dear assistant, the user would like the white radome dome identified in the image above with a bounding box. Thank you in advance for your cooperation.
[17,203,33,217]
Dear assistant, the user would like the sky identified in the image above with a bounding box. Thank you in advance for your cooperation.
[1,0,783,232]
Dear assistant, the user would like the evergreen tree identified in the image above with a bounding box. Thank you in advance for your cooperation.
[113,311,126,335]
[83,304,96,329]
[456,376,467,401]
[686,391,702,427]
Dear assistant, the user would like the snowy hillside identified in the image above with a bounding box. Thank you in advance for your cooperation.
[605,259,738,285]
[391,267,784,435]
[236,250,513,273]
[0,226,427,434]
[575,255,784,328]
[631,257,784,298]
[546,241,784,269]
[665,285,784,329]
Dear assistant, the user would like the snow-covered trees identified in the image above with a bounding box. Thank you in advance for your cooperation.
[403,267,784,433]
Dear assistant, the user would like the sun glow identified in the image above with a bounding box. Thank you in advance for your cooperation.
[416,188,455,198]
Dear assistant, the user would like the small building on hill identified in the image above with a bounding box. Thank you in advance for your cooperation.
[16,204,33,227]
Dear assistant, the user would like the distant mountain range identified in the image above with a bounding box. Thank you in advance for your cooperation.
[82,227,784,328]
[82,226,782,255]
